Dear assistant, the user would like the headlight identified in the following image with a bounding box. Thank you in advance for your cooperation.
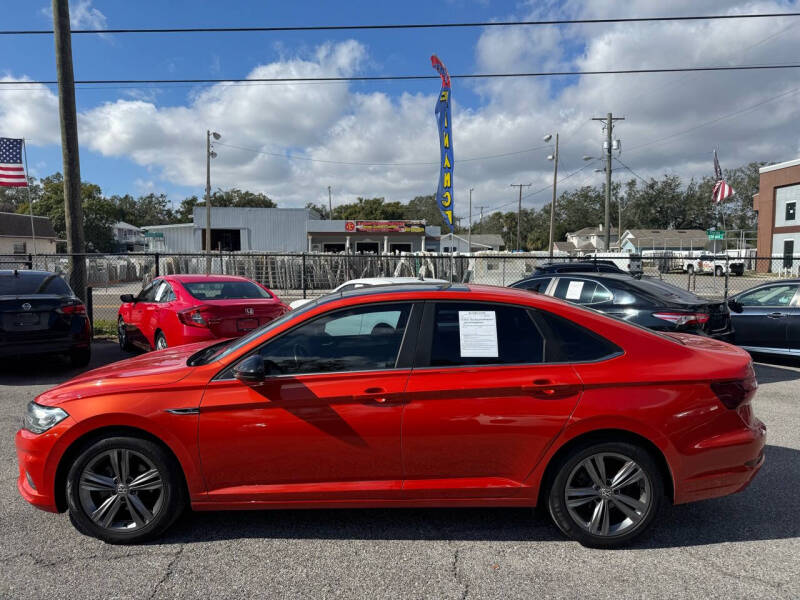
[23,402,68,434]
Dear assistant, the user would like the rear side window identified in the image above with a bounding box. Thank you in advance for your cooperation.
[0,272,72,295]
[514,277,551,293]
[536,311,622,362]
[429,302,544,367]
[184,280,272,300]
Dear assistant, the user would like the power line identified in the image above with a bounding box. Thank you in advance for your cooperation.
[614,157,649,184]
[4,12,800,35]
[4,63,800,88]
[215,141,551,166]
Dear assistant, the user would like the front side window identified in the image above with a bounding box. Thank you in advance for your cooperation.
[429,302,544,367]
[154,281,175,303]
[553,278,613,305]
[256,303,412,375]
[183,280,272,300]
[738,284,798,307]
[137,282,158,302]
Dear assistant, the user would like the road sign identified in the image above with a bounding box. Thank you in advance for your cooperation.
[706,229,724,241]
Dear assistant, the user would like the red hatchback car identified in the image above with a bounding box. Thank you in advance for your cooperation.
[117,274,288,352]
[17,284,765,546]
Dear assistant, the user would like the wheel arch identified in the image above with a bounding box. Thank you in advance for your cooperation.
[536,428,675,508]
[53,425,190,513]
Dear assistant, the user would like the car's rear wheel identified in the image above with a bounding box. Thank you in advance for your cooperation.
[715,266,724,277]
[686,264,694,275]
[69,347,91,368]
[154,331,168,351]
[547,441,663,548]
[65,436,185,544]
[117,318,133,351]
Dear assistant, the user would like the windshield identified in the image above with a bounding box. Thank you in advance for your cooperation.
[183,280,272,300]
[189,297,323,366]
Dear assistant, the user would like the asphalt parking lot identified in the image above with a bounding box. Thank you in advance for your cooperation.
[1,343,798,599]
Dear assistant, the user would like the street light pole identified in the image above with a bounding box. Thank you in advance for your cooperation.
[545,133,559,258]
[468,187,474,252]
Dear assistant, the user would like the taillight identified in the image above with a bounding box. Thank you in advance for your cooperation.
[178,306,210,328]
[652,312,710,326]
[60,303,86,315]
[711,376,758,409]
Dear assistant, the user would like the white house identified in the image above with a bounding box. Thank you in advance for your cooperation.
[0,212,57,255]
[565,225,618,253]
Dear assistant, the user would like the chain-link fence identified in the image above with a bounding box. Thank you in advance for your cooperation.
[3,251,797,335]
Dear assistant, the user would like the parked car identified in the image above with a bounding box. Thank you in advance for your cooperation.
[288,276,448,309]
[0,270,90,366]
[17,283,764,547]
[117,274,288,351]
[510,272,733,340]
[533,261,628,276]
[727,279,800,357]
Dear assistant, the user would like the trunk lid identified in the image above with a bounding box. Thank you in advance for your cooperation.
[0,294,73,340]
[201,299,287,337]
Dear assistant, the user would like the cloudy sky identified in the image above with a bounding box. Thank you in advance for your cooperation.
[2,0,800,223]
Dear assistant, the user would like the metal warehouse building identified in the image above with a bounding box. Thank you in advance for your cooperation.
[143,207,441,253]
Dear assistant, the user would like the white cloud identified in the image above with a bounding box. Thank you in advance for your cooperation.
[9,1,800,218]
[39,1,108,30]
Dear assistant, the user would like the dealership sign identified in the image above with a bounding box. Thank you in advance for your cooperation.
[345,220,425,233]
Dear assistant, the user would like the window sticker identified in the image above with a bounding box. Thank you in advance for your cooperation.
[458,310,498,357]
[154,283,167,302]
[565,280,584,300]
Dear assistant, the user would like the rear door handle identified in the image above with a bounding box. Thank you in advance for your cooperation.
[522,379,582,400]
[767,312,784,319]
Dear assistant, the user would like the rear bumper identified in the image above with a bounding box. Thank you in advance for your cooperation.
[0,336,89,358]
[674,417,766,505]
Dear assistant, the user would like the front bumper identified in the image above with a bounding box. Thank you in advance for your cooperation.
[15,420,75,513]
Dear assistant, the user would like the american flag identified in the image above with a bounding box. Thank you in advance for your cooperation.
[712,149,734,203]
[0,137,28,187]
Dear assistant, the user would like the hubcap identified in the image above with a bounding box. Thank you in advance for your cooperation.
[564,452,652,538]
[118,321,126,346]
[78,449,164,531]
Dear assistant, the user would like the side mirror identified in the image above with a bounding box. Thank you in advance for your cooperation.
[727,299,744,314]
[120,294,135,303]
[233,355,265,384]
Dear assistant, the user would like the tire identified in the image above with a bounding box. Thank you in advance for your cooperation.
[69,347,91,368]
[686,264,694,275]
[547,441,663,548]
[154,331,168,351]
[715,266,724,277]
[117,317,134,352]
[65,436,186,544]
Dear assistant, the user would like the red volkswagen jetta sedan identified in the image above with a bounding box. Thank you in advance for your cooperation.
[117,274,288,351]
[17,284,765,546]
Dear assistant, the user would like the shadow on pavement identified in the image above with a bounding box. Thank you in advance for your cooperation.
[157,444,798,549]
[0,341,131,386]
[753,359,800,384]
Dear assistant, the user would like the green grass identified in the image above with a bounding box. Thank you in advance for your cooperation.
[93,319,117,340]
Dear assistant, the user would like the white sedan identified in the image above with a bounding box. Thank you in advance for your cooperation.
[289,276,449,309]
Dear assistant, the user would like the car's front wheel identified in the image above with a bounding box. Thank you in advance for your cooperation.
[547,441,663,548]
[154,331,168,351]
[65,436,185,544]
[117,318,133,351]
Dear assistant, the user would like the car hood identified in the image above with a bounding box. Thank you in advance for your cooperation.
[36,341,213,406]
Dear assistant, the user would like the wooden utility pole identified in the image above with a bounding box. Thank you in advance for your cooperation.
[510,183,531,251]
[328,185,332,220]
[548,133,559,258]
[52,0,86,300]
[592,113,624,252]
[468,187,473,252]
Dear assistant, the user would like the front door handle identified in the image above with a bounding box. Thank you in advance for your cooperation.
[522,379,582,399]
[767,312,784,319]
[358,387,389,404]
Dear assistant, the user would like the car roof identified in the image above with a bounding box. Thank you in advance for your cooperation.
[339,277,449,286]
[0,269,60,277]
[163,274,256,283]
